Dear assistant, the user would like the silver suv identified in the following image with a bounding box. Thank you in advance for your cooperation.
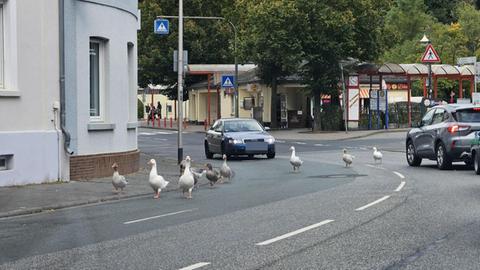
[406,104,480,169]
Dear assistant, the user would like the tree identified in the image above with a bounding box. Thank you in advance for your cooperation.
[425,0,462,24]
[457,2,480,55]
[297,0,390,131]
[138,0,235,100]
[235,0,304,128]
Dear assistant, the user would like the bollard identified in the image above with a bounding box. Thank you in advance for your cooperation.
[183,118,187,130]
[170,117,173,128]
[204,119,207,131]
[158,117,160,127]
[164,117,167,128]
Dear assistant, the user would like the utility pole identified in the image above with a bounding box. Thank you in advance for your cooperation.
[177,0,184,164]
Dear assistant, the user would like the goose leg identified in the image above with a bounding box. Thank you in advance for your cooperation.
[188,188,193,199]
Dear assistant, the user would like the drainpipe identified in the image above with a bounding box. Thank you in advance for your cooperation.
[59,0,74,155]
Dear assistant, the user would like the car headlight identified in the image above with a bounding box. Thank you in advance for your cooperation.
[265,137,275,144]
[228,138,243,144]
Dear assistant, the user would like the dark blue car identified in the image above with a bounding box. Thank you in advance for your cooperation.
[204,118,276,159]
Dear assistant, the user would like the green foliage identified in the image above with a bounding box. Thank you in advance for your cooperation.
[138,0,234,99]
[425,0,462,24]
[137,99,145,119]
[457,2,480,55]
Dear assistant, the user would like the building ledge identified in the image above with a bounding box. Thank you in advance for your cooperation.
[87,123,115,131]
[0,90,21,97]
[126,122,138,129]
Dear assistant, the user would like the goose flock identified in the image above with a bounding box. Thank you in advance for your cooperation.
[111,145,383,199]
[110,154,234,199]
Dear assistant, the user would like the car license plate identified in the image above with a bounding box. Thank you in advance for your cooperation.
[246,142,267,151]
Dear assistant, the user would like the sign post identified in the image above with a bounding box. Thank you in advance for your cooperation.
[177,1,183,164]
[421,44,441,101]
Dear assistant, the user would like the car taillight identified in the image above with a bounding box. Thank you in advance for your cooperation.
[447,124,470,133]
[473,107,480,111]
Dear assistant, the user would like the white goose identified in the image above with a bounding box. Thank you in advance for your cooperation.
[220,154,233,183]
[342,149,355,167]
[289,146,303,172]
[373,147,383,164]
[111,163,128,193]
[179,156,195,199]
[147,159,169,199]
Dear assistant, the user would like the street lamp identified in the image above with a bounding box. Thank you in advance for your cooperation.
[420,33,433,101]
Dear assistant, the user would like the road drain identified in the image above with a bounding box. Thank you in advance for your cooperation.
[308,173,367,179]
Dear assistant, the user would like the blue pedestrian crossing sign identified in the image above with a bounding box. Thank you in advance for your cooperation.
[154,19,169,35]
[221,75,235,88]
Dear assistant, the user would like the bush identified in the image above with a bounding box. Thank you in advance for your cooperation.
[320,104,344,131]
[137,99,144,119]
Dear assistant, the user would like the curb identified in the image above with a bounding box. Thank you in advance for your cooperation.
[139,126,206,134]
[337,129,408,141]
[0,179,212,219]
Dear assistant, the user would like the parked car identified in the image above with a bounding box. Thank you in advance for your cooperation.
[406,104,480,169]
[204,118,276,159]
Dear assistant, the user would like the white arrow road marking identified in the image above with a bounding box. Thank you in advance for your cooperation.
[355,196,391,211]
[395,181,406,192]
[256,219,334,246]
[393,171,405,179]
[178,262,211,270]
[123,209,196,225]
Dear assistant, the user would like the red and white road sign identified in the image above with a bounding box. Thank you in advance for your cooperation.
[421,44,441,63]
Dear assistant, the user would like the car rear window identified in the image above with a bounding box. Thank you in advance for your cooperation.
[454,108,480,122]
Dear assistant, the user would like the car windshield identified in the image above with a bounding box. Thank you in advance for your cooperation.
[454,108,480,122]
[224,120,264,132]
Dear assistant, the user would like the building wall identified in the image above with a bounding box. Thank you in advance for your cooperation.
[0,0,61,186]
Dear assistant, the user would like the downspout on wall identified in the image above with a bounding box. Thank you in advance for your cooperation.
[59,0,74,155]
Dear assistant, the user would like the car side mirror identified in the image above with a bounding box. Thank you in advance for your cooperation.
[416,121,423,128]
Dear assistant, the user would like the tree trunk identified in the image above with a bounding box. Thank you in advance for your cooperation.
[313,90,322,131]
[270,78,278,128]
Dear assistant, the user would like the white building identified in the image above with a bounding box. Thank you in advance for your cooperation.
[0,0,139,187]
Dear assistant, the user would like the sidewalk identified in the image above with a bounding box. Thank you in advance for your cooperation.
[139,119,409,141]
[0,154,207,218]
[269,128,409,141]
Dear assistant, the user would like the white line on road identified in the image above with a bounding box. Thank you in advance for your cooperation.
[295,142,307,145]
[393,171,405,179]
[314,143,329,147]
[276,140,285,143]
[395,181,406,192]
[123,209,196,225]
[178,262,211,270]
[365,164,385,170]
[355,196,391,211]
[255,219,334,246]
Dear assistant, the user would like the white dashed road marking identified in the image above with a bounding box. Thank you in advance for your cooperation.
[395,181,406,192]
[355,196,391,211]
[123,209,196,225]
[178,262,211,270]
[295,142,307,145]
[393,171,405,179]
[255,219,334,246]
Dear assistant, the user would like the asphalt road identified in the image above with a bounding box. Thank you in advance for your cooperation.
[2,129,480,269]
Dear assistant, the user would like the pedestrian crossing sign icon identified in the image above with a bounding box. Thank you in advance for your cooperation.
[421,44,441,63]
[221,75,234,88]
[154,19,169,35]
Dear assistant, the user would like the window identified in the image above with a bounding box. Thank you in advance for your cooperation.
[0,155,12,171]
[127,43,134,121]
[89,39,105,120]
[431,109,445,125]
[420,108,435,126]
[0,4,4,88]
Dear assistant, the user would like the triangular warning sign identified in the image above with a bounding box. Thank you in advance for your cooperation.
[223,77,233,87]
[421,44,441,63]
[157,22,167,33]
